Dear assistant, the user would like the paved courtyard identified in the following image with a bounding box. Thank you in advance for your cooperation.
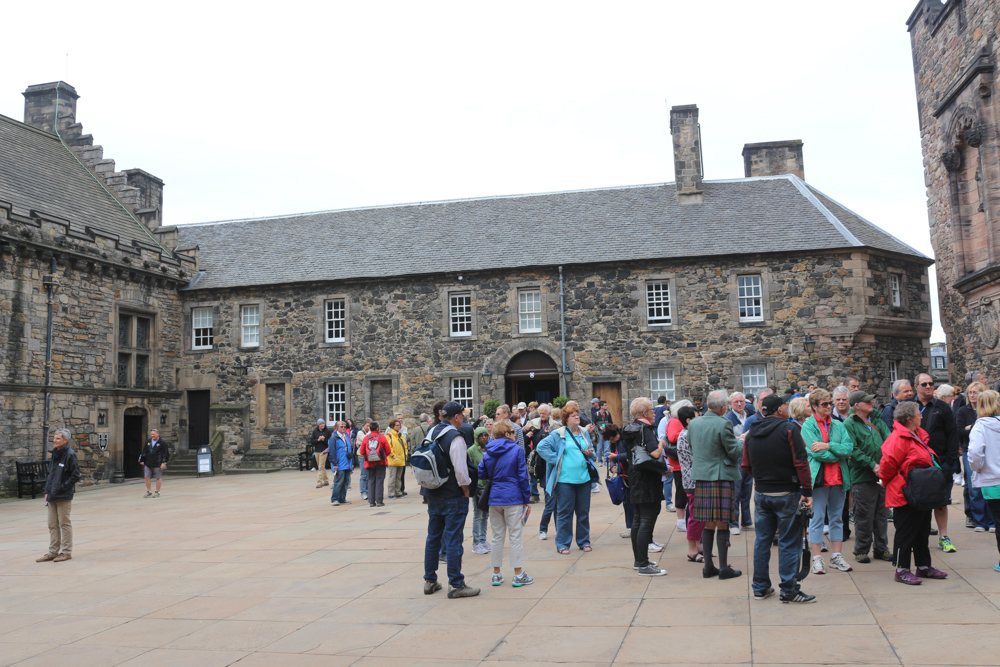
[2,471,1000,666]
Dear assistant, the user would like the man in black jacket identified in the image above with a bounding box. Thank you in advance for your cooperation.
[913,373,961,552]
[141,429,170,498]
[37,428,81,562]
[742,395,815,603]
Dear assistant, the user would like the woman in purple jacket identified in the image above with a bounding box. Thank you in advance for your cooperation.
[479,420,533,587]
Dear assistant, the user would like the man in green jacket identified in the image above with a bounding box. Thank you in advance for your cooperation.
[844,391,892,563]
[688,390,744,580]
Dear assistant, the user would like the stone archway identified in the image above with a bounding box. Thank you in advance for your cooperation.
[505,350,560,407]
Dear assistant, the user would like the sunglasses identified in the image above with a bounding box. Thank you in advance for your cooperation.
[818,402,833,408]
[919,382,935,387]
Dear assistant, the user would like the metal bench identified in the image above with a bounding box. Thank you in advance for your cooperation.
[16,460,50,499]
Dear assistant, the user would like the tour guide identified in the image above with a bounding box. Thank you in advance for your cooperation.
[422,401,480,599]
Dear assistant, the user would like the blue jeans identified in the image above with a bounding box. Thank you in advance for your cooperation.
[752,492,803,596]
[964,451,996,528]
[594,437,607,464]
[472,487,488,544]
[424,496,469,588]
[555,482,591,550]
[358,457,369,496]
[539,485,557,533]
[662,475,673,509]
[809,486,846,544]
[529,476,540,497]
[735,471,753,526]
[623,496,634,529]
[331,469,351,503]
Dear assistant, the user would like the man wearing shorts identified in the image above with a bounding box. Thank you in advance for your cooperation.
[141,429,169,498]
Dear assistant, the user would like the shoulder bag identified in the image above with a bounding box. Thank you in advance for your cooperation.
[902,434,950,511]
[567,429,600,485]
[631,425,668,474]
[477,455,497,512]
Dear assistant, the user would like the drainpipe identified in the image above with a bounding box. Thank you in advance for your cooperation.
[42,257,58,459]
[559,265,567,397]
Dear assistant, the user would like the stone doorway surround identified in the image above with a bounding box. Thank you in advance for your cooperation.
[504,350,559,407]
[486,338,571,408]
[122,406,147,479]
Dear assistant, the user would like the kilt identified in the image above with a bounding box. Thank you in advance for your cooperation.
[690,480,737,524]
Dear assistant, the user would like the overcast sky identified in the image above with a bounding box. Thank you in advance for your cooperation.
[2,0,945,341]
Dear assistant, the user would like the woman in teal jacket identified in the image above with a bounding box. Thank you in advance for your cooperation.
[800,388,854,575]
[536,402,596,554]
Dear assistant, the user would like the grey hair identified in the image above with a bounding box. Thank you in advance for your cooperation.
[669,399,693,414]
[893,400,921,425]
[707,390,729,411]
[935,384,956,399]
[53,428,72,441]
[832,385,850,398]
[537,403,551,413]
[418,413,430,424]
[630,396,654,419]
[755,388,774,404]
[891,379,911,396]
[729,391,744,402]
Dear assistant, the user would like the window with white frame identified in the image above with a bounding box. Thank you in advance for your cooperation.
[646,281,672,326]
[518,290,542,333]
[192,307,214,350]
[449,293,472,337]
[325,382,347,423]
[889,360,899,383]
[650,369,676,402]
[932,355,946,369]
[890,274,901,307]
[738,275,764,322]
[742,364,767,393]
[325,299,346,343]
[451,378,474,411]
[240,305,260,347]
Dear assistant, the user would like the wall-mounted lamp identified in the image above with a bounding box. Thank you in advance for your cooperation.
[160,412,168,426]
[97,409,107,427]
[803,336,816,354]
[234,357,250,376]
[482,369,492,377]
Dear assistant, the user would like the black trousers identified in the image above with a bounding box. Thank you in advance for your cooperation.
[631,501,660,565]
[892,503,932,570]
[672,471,688,510]
[987,499,1000,557]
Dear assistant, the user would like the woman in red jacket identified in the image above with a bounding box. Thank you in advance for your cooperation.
[880,401,949,585]
[360,422,391,508]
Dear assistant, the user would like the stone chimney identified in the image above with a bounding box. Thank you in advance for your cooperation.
[23,81,79,136]
[124,169,165,230]
[670,104,704,205]
[742,140,804,180]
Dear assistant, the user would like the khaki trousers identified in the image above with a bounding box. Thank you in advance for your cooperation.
[387,466,404,497]
[490,505,525,569]
[316,452,329,483]
[47,500,72,555]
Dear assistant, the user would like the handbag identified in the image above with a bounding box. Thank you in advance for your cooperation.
[631,427,668,474]
[477,456,497,512]
[902,435,950,511]
[606,466,625,505]
[567,429,600,485]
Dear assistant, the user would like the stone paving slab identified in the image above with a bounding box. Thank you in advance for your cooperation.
[2,471,999,665]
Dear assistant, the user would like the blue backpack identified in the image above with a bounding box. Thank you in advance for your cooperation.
[411,424,456,490]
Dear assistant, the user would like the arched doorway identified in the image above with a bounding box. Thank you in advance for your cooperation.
[123,407,147,479]
[505,351,559,406]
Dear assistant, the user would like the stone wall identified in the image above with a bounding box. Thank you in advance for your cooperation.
[179,248,931,455]
[908,0,1000,384]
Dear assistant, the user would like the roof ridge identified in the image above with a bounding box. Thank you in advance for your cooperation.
[784,175,863,247]
[803,183,931,260]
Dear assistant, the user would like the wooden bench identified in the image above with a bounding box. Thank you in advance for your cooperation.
[16,460,50,499]
[298,443,319,471]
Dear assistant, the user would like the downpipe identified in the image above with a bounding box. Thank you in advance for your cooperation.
[559,265,567,397]
[42,256,58,459]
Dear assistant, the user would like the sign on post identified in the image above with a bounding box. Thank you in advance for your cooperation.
[197,447,213,476]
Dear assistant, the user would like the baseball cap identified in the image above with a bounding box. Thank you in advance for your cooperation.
[442,401,465,419]
[516,402,527,410]
[760,394,787,416]
[849,391,876,407]
[590,398,600,404]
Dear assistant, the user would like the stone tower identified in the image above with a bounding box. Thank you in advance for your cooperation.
[907,0,1000,381]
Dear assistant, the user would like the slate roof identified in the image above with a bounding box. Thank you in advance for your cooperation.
[178,174,932,291]
[0,113,162,249]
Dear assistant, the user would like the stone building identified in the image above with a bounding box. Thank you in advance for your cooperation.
[0,82,196,494]
[907,0,1000,382]
[1,81,934,490]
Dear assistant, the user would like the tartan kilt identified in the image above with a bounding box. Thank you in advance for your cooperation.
[690,480,737,524]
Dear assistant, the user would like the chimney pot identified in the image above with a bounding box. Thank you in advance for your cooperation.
[742,140,804,180]
[670,104,704,205]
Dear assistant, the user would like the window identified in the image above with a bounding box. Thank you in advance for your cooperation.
[192,307,214,350]
[890,274,901,308]
[241,305,260,348]
[738,275,763,322]
[889,360,899,383]
[650,369,675,402]
[646,281,672,326]
[117,312,151,388]
[742,364,767,393]
[325,382,347,423]
[325,299,346,343]
[451,378,474,411]
[449,293,472,337]
[518,290,542,333]
[932,355,947,370]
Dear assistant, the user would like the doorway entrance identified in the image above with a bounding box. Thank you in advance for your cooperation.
[592,382,623,426]
[188,390,211,450]
[505,351,560,407]
[123,408,147,479]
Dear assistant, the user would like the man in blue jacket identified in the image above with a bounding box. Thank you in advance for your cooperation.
[330,421,354,506]
[37,428,81,563]
[725,392,752,533]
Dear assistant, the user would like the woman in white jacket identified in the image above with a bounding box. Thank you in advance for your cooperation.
[967,390,1000,573]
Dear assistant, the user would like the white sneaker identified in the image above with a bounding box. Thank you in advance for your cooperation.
[954,473,964,486]
[823,525,830,536]
[830,553,853,572]
[975,526,987,532]
[619,530,631,539]
[538,531,547,541]
[591,485,600,494]
[729,526,741,536]
[648,542,664,553]
[812,555,826,575]
[676,519,686,532]
[665,504,676,512]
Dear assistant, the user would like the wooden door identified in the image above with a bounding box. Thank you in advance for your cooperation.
[188,390,211,449]
[592,382,623,425]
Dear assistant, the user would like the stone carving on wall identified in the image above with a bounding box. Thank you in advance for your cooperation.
[950,107,979,148]
[943,150,962,172]
[981,299,1000,350]
[965,125,984,147]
